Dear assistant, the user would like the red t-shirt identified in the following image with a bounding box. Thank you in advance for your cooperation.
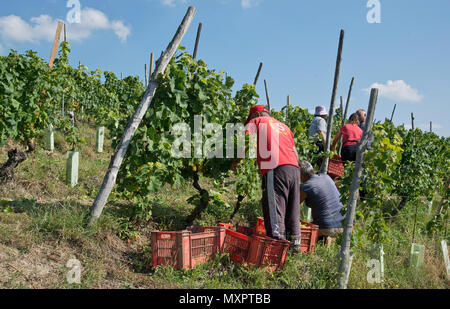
[245,116,299,175]
[340,124,363,146]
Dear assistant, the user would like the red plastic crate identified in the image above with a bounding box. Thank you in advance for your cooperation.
[223,229,252,263]
[218,223,235,230]
[328,155,344,178]
[300,221,319,253]
[236,226,255,236]
[240,218,319,254]
[247,236,290,271]
[151,226,225,270]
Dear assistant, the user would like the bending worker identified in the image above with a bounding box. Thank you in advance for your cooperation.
[231,105,301,252]
[299,161,345,243]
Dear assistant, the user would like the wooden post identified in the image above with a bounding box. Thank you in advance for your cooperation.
[338,88,378,289]
[339,77,354,155]
[49,21,64,68]
[89,6,197,225]
[253,62,263,86]
[441,240,450,279]
[62,93,65,117]
[150,53,154,81]
[321,29,345,174]
[343,77,354,124]
[411,113,415,130]
[430,121,432,133]
[64,23,67,42]
[286,95,290,124]
[338,96,344,154]
[66,151,79,187]
[264,79,271,111]
[412,202,419,243]
[145,64,148,86]
[193,22,202,59]
[390,104,397,122]
[121,72,123,80]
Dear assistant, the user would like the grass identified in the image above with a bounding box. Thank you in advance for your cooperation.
[0,122,448,289]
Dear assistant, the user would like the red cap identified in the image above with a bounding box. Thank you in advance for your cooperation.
[244,105,269,126]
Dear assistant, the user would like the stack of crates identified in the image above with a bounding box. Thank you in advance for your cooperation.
[151,218,319,271]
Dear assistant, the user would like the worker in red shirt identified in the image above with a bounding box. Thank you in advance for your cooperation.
[331,113,363,164]
[231,105,301,252]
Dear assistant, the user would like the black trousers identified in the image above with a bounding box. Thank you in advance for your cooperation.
[261,165,301,243]
[341,144,358,164]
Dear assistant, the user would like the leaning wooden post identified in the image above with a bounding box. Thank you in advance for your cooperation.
[89,6,196,225]
[390,104,397,122]
[321,29,345,174]
[253,62,263,86]
[49,21,64,68]
[264,79,271,111]
[193,22,202,59]
[338,88,378,289]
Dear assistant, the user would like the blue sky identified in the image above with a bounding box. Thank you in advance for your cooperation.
[1,0,449,136]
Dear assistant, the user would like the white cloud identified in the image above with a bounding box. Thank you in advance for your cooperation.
[162,0,176,7]
[161,0,189,7]
[0,8,131,44]
[241,0,262,9]
[111,21,131,43]
[365,80,423,103]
